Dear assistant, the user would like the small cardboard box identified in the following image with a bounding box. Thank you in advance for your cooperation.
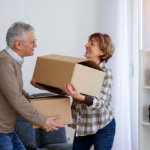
[33,54,105,96]
[30,96,72,128]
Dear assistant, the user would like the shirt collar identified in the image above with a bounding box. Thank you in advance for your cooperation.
[99,61,108,71]
[5,47,24,65]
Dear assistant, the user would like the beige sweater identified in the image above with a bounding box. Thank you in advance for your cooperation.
[0,50,47,133]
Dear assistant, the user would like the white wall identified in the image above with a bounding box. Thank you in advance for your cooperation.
[0,0,113,148]
[0,0,107,94]
[142,0,150,49]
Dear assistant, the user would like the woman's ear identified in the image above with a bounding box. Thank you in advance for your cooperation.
[99,50,106,56]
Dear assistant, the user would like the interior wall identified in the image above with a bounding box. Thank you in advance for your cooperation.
[142,0,150,49]
[0,0,117,147]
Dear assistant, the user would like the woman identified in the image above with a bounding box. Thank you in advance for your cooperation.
[31,32,116,150]
[62,33,116,150]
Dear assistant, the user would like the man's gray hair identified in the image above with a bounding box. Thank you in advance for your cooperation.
[6,22,35,48]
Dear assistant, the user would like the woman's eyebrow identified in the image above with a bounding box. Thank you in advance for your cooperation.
[91,39,95,42]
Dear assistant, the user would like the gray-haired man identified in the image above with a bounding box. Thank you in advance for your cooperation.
[0,22,64,150]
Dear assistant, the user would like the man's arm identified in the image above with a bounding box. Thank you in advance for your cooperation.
[22,89,30,100]
[0,58,47,127]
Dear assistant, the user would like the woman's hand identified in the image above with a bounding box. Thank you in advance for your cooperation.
[62,83,85,101]
[30,79,37,88]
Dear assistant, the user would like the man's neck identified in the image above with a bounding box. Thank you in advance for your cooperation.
[11,47,24,58]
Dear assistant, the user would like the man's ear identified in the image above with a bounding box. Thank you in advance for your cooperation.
[14,41,22,50]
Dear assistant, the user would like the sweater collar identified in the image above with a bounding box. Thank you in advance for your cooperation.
[5,47,24,65]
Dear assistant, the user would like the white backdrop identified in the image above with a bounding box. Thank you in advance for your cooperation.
[143,0,150,49]
[0,0,138,150]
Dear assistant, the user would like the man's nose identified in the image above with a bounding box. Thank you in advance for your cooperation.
[34,43,37,48]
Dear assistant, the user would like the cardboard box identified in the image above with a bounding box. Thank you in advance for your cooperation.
[30,96,72,128]
[33,54,105,96]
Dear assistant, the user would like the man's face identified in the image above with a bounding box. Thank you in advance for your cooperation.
[21,32,37,57]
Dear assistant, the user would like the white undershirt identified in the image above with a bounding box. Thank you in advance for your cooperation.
[5,47,24,65]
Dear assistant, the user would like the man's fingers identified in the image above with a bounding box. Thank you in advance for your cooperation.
[55,123,65,128]
[30,79,36,86]
[33,80,36,86]
[51,125,59,131]
[30,80,33,85]
[51,115,61,120]
[48,127,54,132]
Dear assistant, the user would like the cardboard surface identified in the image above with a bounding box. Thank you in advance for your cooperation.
[33,54,105,96]
[71,64,104,96]
[30,96,72,128]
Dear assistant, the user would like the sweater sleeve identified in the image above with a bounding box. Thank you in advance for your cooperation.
[22,89,30,100]
[0,58,47,127]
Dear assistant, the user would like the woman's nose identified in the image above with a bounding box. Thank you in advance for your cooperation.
[85,43,88,48]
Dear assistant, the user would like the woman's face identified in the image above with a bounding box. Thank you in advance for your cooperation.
[84,36,105,60]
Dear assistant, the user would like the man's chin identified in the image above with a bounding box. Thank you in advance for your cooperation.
[31,52,34,56]
[27,52,34,57]
[31,50,34,55]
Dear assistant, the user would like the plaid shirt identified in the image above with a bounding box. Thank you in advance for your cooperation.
[68,61,114,136]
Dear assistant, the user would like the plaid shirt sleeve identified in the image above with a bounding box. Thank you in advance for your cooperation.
[86,69,113,110]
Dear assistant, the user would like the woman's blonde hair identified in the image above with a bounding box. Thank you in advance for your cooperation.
[89,33,115,62]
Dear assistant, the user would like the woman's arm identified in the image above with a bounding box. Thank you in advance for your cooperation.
[62,69,113,110]
[86,69,113,110]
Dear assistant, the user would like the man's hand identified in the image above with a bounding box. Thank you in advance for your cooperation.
[62,83,85,101]
[42,115,65,132]
[30,79,37,87]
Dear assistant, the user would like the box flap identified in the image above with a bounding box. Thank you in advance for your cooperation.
[38,54,103,71]
[78,60,104,71]
[39,54,88,63]
[35,83,68,96]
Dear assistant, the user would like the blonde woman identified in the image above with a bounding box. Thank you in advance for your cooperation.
[31,32,116,150]
[62,33,116,150]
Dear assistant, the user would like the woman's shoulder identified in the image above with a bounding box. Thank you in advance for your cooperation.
[103,64,113,79]
[106,67,112,73]
[100,61,112,73]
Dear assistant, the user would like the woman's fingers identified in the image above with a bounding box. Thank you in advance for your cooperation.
[62,84,70,95]
[71,83,78,91]
[66,84,72,94]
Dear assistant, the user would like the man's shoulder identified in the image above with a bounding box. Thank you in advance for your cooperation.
[0,49,10,59]
[0,50,15,67]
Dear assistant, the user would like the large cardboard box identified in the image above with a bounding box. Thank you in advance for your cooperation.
[33,54,105,96]
[30,96,72,128]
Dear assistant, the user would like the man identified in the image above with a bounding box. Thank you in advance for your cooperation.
[0,22,64,150]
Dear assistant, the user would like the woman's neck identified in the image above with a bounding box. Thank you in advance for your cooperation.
[90,57,101,65]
